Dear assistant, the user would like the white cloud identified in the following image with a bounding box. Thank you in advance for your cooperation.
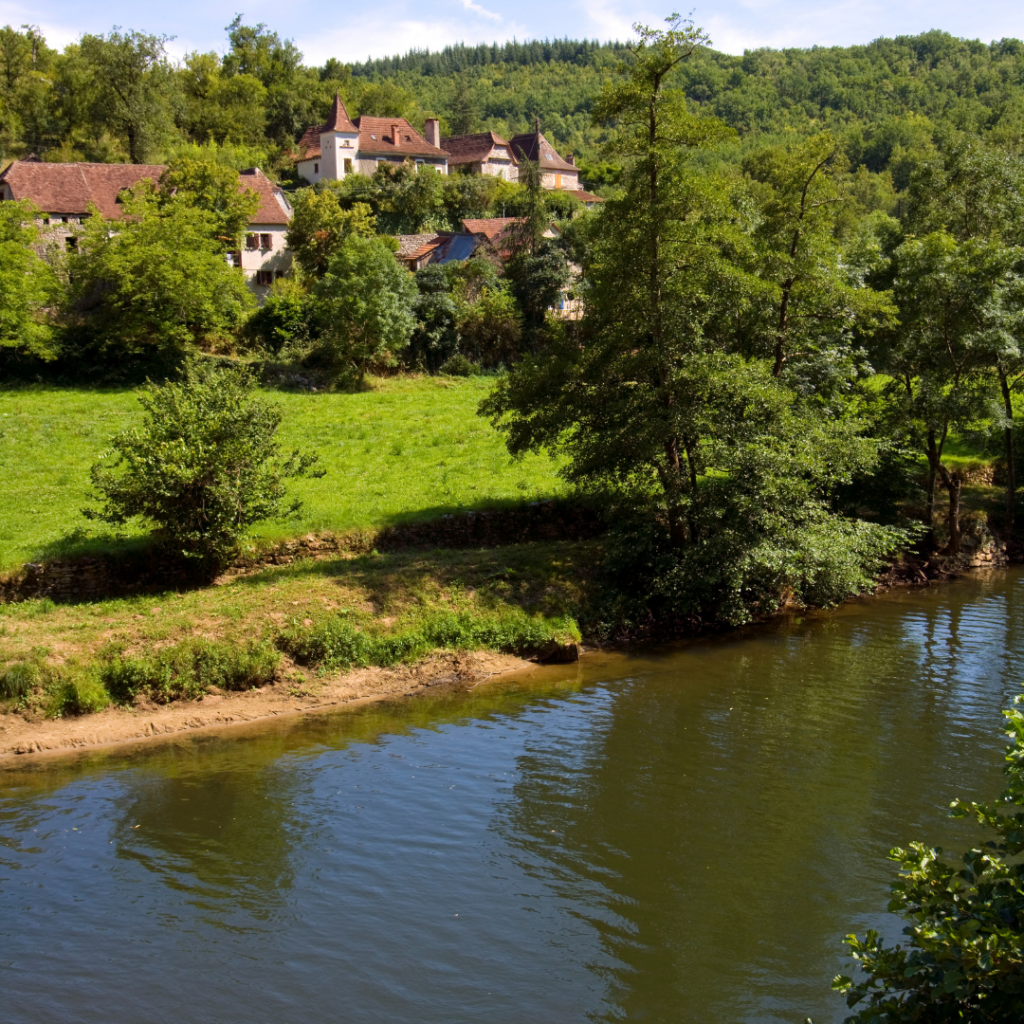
[459,0,503,23]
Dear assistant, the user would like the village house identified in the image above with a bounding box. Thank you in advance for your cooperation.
[294,95,448,184]
[440,131,518,180]
[506,127,603,205]
[0,159,292,295]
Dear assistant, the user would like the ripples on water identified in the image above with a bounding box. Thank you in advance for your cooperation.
[1,571,1021,1024]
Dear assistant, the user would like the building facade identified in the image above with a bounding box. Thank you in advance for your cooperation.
[294,95,448,183]
[0,159,291,296]
[440,131,518,180]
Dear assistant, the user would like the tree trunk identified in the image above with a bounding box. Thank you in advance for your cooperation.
[925,429,940,541]
[936,464,963,556]
[999,368,1016,531]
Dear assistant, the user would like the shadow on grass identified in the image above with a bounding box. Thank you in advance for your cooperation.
[231,541,600,620]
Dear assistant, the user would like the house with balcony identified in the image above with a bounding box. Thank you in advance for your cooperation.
[294,95,448,184]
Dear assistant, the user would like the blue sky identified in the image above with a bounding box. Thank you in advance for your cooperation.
[7,0,1024,65]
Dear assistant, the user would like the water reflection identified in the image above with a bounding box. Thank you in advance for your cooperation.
[0,572,1021,1024]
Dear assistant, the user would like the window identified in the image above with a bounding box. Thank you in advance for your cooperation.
[255,270,274,286]
[246,233,258,250]
[344,158,352,173]
[275,270,286,280]
[554,174,562,188]
[65,236,77,251]
[226,251,241,267]
[260,233,272,250]
[314,162,319,174]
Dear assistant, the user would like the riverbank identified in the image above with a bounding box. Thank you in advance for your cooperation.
[0,649,536,762]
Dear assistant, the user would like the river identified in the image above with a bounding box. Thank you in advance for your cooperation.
[2,569,1021,1023]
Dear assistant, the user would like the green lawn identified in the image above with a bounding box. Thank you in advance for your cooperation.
[0,375,565,571]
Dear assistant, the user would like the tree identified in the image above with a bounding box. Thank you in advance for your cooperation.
[834,698,1024,1023]
[67,180,254,361]
[0,200,58,359]
[481,15,905,625]
[879,233,999,554]
[312,234,418,383]
[79,29,172,163]
[742,133,894,379]
[85,359,321,566]
[160,158,261,250]
[285,188,375,279]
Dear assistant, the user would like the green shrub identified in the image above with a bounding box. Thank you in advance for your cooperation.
[833,698,1024,1022]
[439,353,480,377]
[102,638,281,704]
[278,609,578,670]
[0,661,38,699]
[42,667,110,718]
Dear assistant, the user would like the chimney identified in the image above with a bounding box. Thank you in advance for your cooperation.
[566,153,575,166]
[424,117,441,149]
[392,124,401,144]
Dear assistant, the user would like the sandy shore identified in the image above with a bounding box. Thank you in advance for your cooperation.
[0,650,536,765]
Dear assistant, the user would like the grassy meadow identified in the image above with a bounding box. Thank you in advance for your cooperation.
[0,375,566,572]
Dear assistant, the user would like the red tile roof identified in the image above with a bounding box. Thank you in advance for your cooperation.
[0,161,165,218]
[461,216,522,241]
[238,168,291,225]
[509,130,577,173]
[295,112,448,163]
[0,160,291,225]
[566,189,604,204]
[441,131,517,166]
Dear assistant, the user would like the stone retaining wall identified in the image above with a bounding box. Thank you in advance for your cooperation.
[0,500,606,604]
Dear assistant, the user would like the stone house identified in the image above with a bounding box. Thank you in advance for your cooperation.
[0,159,292,296]
[440,131,518,180]
[294,95,448,183]
[509,128,580,191]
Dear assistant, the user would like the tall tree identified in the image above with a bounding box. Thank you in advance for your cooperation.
[0,200,58,359]
[80,28,172,163]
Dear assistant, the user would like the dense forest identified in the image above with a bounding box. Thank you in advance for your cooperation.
[4,21,1024,183]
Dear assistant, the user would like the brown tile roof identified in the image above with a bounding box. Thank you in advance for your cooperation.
[461,216,521,241]
[566,189,604,204]
[0,161,165,218]
[294,113,448,164]
[238,168,291,225]
[509,130,577,173]
[354,116,448,159]
[0,160,291,225]
[440,131,517,166]
[325,94,357,133]
[396,233,441,258]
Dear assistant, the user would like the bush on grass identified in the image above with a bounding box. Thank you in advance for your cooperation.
[103,638,281,704]
[277,609,580,671]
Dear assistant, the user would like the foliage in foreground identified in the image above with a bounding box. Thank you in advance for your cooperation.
[832,699,1024,1022]
[85,360,322,566]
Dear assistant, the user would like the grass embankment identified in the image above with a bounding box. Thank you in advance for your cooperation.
[0,537,591,720]
[0,375,566,572]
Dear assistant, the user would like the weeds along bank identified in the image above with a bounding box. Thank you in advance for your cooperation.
[0,542,589,725]
[0,376,565,572]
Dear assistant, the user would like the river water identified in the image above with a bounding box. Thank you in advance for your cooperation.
[2,570,1022,1024]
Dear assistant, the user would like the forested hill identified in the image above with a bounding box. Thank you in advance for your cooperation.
[3,22,1024,181]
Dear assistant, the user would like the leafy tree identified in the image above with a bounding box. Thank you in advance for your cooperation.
[79,28,173,163]
[67,180,254,360]
[833,697,1024,1023]
[160,158,260,249]
[286,187,375,279]
[243,277,309,355]
[482,15,905,624]
[312,234,418,382]
[408,263,460,372]
[85,359,321,566]
[458,285,522,366]
[879,233,1001,553]
[742,133,894,379]
[0,200,58,359]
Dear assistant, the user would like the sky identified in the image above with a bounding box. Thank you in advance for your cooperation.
[4,0,1024,66]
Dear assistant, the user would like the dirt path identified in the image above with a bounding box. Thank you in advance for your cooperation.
[0,650,533,764]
